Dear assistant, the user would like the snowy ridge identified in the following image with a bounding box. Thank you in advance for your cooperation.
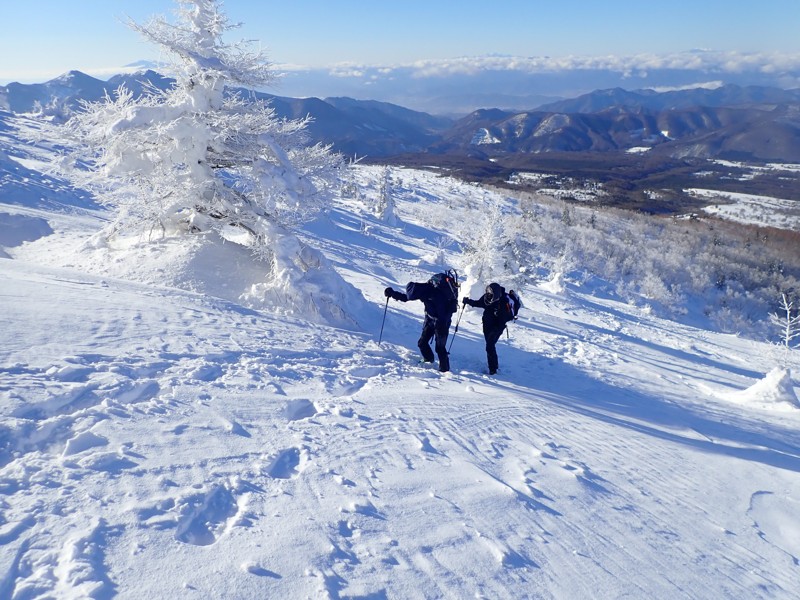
[2,117,800,598]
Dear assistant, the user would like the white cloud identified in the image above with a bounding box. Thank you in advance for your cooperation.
[646,81,725,93]
[312,50,800,80]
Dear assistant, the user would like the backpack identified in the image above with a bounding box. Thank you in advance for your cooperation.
[429,269,459,314]
[497,289,521,324]
[508,290,522,318]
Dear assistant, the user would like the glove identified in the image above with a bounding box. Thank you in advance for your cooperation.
[384,287,394,298]
[462,296,470,306]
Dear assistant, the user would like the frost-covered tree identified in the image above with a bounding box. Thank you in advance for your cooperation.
[771,293,800,367]
[459,202,517,297]
[375,167,397,225]
[57,0,342,256]
[46,0,369,327]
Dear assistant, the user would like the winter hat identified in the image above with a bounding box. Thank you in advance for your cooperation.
[485,282,504,302]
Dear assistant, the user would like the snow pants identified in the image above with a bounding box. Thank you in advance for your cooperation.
[483,321,507,374]
[418,315,451,372]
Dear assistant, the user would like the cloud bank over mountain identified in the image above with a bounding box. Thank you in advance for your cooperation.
[271,50,800,115]
[4,50,799,116]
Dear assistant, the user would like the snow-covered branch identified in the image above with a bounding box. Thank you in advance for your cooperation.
[128,0,274,90]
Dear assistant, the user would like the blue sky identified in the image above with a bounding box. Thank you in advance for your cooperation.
[2,0,799,84]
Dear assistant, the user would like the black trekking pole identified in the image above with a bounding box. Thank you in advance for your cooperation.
[378,296,390,343]
[448,304,466,352]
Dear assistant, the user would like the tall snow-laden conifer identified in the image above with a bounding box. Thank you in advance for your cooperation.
[60,0,342,254]
[51,0,365,327]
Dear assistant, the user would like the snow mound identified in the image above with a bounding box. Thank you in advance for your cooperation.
[41,228,369,329]
[722,368,800,410]
[539,270,566,294]
[0,213,54,250]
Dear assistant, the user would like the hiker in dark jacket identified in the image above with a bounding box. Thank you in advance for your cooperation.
[385,273,458,372]
[462,282,515,375]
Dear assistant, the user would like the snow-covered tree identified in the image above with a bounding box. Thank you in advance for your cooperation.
[375,167,397,225]
[459,201,514,297]
[57,0,342,256]
[45,0,370,327]
[771,292,800,367]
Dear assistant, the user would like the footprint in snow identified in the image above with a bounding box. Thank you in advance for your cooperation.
[284,399,318,421]
[561,462,610,493]
[58,430,139,471]
[344,500,386,521]
[223,419,250,437]
[347,366,383,378]
[189,363,224,382]
[136,497,178,530]
[74,452,139,472]
[337,519,356,538]
[417,433,443,455]
[175,485,241,546]
[501,548,539,570]
[242,563,281,579]
[47,364,94,383]
[115,380,160,405]
[328,376,367,397]
[333,473,356,487]
[265,447,306,479]
[62,430,108,457]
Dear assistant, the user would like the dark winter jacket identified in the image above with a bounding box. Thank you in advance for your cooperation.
[464,282,510,326]
[390,281,457,321]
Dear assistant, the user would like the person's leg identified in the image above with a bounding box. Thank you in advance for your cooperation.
[417,317,436,362]
[484,324,505,374]
[433,319,452,372]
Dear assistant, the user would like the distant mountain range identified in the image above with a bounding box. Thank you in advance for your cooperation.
[0,70,452,159]
[435,100,800,162]
[270,51,800,115]
[2,70,800,163]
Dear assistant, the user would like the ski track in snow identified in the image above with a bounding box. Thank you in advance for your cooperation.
[1,142,800,597]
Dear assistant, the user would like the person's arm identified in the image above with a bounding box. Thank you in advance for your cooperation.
[463,295,486,308]
[385,287,408,302]
[404,281,430,302]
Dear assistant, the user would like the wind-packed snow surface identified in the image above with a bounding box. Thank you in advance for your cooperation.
[2,112,800,599]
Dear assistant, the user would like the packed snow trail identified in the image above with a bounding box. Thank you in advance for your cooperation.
[2,128,800,597]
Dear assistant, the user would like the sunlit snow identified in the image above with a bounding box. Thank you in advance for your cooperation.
[687,188,800,230]
[2,111,800,599]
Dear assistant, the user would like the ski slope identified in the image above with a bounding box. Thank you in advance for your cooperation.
[2,113,800,599]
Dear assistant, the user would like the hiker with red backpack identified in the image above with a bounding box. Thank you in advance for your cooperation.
[462,283,521,375]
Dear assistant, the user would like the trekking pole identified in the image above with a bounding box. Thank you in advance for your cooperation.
[448,304,466,352]
[378,296,390,343]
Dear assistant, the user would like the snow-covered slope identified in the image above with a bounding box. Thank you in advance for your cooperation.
[2,114,800,599]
